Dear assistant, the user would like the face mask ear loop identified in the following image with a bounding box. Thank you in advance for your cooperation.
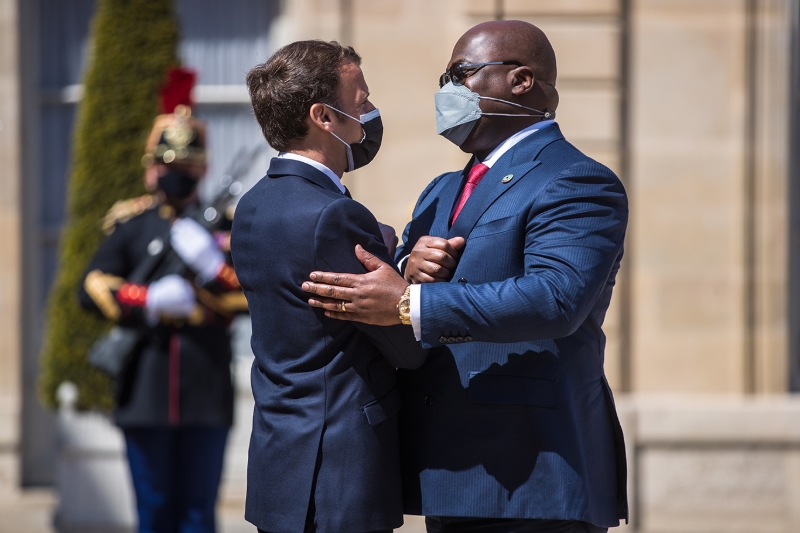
[329,131,355,172]
[324,104,363,124]
[326,103,367,144]
[330,123,366,145]
[478,96,554,119]
[329,131,348,145]
[481,112,552,118]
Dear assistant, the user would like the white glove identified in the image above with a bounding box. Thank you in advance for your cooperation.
[170,218,225,284]
[145,275,197,322]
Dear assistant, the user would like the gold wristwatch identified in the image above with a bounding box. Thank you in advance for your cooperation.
[397,286,412,325]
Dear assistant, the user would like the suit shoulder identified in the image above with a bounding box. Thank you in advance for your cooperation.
[529,139,623,198]
[317,194,377,228]
[314,195,390,270]
[314,195,385,248]
[429,171,455,187]
[545,138,619,179]
[539,153,628,217]
[234,175,267,214]
[418,171,459,203]
[431,170,459,188]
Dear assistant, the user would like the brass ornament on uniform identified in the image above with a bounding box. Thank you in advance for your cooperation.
[101,194,159,234]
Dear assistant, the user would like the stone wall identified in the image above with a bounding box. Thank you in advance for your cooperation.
[0,0,21,496]
[629,0,791,395]
[618,395,800,532]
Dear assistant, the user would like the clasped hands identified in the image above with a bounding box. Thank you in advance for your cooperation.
[302,235,465,325]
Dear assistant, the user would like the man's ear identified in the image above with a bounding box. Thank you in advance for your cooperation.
[510,66,535,96]
[308,103,334,132]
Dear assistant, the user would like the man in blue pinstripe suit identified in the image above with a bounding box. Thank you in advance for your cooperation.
[303,21,628,533]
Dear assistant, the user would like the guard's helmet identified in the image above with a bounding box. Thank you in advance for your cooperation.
[142,67,207,167]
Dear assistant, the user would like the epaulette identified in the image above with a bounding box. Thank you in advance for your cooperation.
[101,194,161,235]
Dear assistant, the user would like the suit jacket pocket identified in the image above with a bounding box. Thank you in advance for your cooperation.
[362,385,402,426]
[469,214,519,240]
[468,372,558,408]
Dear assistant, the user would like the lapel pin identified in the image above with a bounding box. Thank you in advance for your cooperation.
[501,174,513,183]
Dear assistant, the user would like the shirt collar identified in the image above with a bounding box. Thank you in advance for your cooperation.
[277,152,345,193]
[479,120,556,168]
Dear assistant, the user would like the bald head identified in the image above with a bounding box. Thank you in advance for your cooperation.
[455,20,557,86]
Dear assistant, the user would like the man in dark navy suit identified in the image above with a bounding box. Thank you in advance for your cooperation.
[303,21,628,533]
[231,41,426,533]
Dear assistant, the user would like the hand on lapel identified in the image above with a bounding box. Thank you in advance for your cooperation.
[404,236,465,284]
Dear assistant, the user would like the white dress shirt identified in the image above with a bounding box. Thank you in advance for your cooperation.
[408,121,556,340]
[277,152,345,193]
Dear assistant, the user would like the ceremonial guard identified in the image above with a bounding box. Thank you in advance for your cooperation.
[78,68,246,533]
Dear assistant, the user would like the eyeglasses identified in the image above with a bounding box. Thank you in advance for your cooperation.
[438,61,523,88]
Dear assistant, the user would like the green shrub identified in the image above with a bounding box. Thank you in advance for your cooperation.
[39,0,179,411]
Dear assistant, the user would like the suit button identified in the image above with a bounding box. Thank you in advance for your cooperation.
[458,278,467,283]
[424,395,434,406]
[455,336,464,342]
[447,336,457,343]
[465,336,473,342]
[439,336,447,344]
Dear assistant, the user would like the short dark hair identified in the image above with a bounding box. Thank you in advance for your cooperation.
[247,40,362,151]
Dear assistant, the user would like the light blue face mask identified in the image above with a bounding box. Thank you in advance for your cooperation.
[434,82,553,146]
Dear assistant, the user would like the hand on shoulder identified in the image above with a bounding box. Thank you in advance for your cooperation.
[303,244,409,326]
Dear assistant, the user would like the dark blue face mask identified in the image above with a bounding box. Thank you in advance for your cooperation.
[157,167,198,199]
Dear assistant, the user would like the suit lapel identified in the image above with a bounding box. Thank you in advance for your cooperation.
[430,158,474,238]
[403,168,463,250]
[447,124,563,239]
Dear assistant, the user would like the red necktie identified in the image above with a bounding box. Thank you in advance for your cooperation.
[451,163,489,224]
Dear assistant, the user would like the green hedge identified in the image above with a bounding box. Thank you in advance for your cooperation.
[39,0,179,411]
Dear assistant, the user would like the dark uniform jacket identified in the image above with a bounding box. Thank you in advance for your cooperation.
[79,196,246,428]
[230,158,427,533]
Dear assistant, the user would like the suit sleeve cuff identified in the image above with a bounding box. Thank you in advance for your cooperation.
[397,254,410,274]
[410,283,422,341]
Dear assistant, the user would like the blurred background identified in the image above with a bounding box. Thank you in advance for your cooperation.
[1,0,799,532]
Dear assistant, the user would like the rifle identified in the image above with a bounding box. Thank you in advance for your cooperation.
[88,145,265,378]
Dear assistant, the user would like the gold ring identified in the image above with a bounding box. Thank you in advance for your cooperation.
[340,301,347,312]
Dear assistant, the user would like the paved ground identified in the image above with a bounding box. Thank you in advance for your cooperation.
[0,489,427,533]
[0,490,53,533]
